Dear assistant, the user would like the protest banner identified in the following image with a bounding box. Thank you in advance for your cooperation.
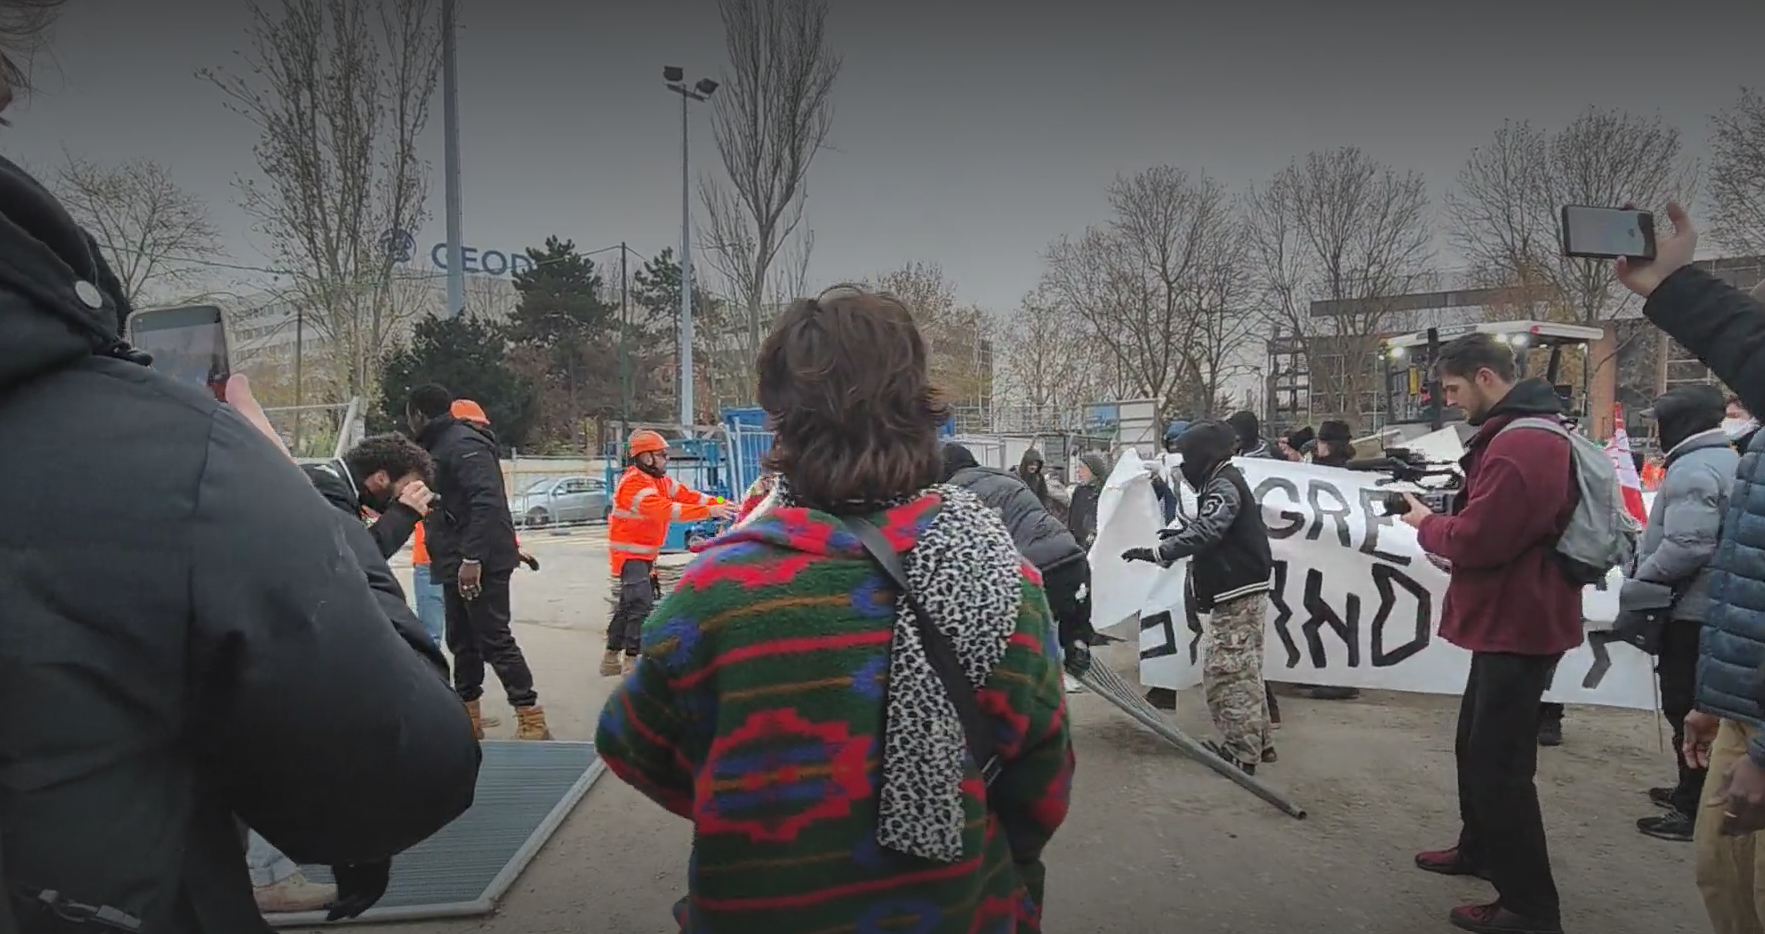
[1089,450,1657,710]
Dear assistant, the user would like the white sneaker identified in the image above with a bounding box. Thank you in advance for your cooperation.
[1063,674,1085,693]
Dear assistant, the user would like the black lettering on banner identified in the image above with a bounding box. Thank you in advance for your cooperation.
[1300,568,1361,668]
[1368,563,1431,666]
[1266,560,1300,667]
[1256,477,1304,539]
[1581,632,1614,689]
[1356,487,1412,566]
[1305,480,1353,547]
[1138,610,1179,661]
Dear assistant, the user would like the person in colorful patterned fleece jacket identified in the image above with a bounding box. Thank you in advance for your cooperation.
[595,283,1074,934]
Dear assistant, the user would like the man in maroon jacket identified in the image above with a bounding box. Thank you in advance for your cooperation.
[1395,332,1582,934]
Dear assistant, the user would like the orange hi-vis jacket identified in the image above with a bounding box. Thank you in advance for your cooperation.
[609,465,726,574]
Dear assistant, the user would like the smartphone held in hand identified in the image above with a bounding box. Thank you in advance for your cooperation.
[125,304,232,401]
[1560,205,1656,261]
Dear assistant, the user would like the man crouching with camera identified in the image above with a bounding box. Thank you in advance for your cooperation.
[1396,333,1581,934]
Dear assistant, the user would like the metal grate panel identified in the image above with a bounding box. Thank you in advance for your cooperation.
[266,740,605,926]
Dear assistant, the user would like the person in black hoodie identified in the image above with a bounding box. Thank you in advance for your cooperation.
[0,7,480,925]
[1123,421,1276,774]
[407,384,551,741]
[1019,447,1052,507]
[1226,410,1280,459]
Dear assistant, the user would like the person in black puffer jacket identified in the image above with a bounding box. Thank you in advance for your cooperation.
[0,8,480,924]
[943,443,1097,649]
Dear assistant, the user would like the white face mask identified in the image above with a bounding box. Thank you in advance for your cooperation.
[1723,417,1758,440]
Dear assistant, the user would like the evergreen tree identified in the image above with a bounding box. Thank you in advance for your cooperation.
[376,313,538,450]
[509,237,619,446]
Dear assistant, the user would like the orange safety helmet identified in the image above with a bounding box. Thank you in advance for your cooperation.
[450,399,490,424]
[628,429,669,456]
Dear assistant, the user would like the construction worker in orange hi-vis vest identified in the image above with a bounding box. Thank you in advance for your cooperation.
[602,430,737,676]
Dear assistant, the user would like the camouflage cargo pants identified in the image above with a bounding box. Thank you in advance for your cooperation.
[1203,591,1273,763]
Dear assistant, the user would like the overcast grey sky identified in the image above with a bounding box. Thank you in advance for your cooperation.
[6,0,1762,312]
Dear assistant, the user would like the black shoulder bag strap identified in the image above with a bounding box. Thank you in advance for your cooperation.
[841,516,1002,785]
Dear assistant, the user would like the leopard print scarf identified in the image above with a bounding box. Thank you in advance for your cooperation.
[776,477,1024,862]
[873,486,1022,863]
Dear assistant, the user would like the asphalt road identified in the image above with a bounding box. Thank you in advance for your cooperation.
[355,531,1705,934]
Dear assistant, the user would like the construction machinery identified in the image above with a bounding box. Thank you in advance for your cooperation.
[1376,320,1605,448]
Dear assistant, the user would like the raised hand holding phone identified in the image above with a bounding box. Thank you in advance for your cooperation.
[1615,202,1698,299]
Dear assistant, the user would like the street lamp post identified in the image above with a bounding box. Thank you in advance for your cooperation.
[664,66,718,430]
[441,0,465,317]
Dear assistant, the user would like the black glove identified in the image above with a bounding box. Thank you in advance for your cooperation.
[1121,547,1157,563]
[325,860,392,921]
[521,553,541,571]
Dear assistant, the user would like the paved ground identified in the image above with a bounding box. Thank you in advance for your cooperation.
[356,530,1705,934]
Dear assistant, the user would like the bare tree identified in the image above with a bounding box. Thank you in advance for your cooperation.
[54,154,223,307]
[1710,88,1765,258]
[1244,147,1435,426]
[1446,108,1697,324]
[996,294,1112,413]
[1036,165,1246,416]
[866,262,995,407]
[698,0,840,398]
[199,0,442,401]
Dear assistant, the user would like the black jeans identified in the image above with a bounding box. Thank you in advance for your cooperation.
[1456,651,1562,923]
[610,559,661,655]
[1658,620,1705,816]
[444,569,538,707]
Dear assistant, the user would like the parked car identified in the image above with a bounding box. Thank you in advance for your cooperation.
[511,475,607,527]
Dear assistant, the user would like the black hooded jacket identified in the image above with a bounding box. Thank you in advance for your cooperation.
[1018,447,1050,505]
[942,444,1085,574]
[0,156,478,933]
[414,414,521,580]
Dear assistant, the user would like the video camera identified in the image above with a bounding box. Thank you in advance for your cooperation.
[1342,446,1465,517]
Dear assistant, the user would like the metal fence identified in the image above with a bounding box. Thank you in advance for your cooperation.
[267,399,363,462]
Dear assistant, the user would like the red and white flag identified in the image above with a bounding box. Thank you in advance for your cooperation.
[1605,402,1649,524]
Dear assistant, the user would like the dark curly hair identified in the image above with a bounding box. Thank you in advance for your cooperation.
[758,284,946,511]
[344,433,435,487]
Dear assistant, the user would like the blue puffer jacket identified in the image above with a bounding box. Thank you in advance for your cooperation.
[1643,268,1765,745]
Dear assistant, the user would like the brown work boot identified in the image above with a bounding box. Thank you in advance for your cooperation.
[621,653,639,677]
[515,704,553,741]
[254,872,337,914]
[599,649,623,677]
[463,698,486,741]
